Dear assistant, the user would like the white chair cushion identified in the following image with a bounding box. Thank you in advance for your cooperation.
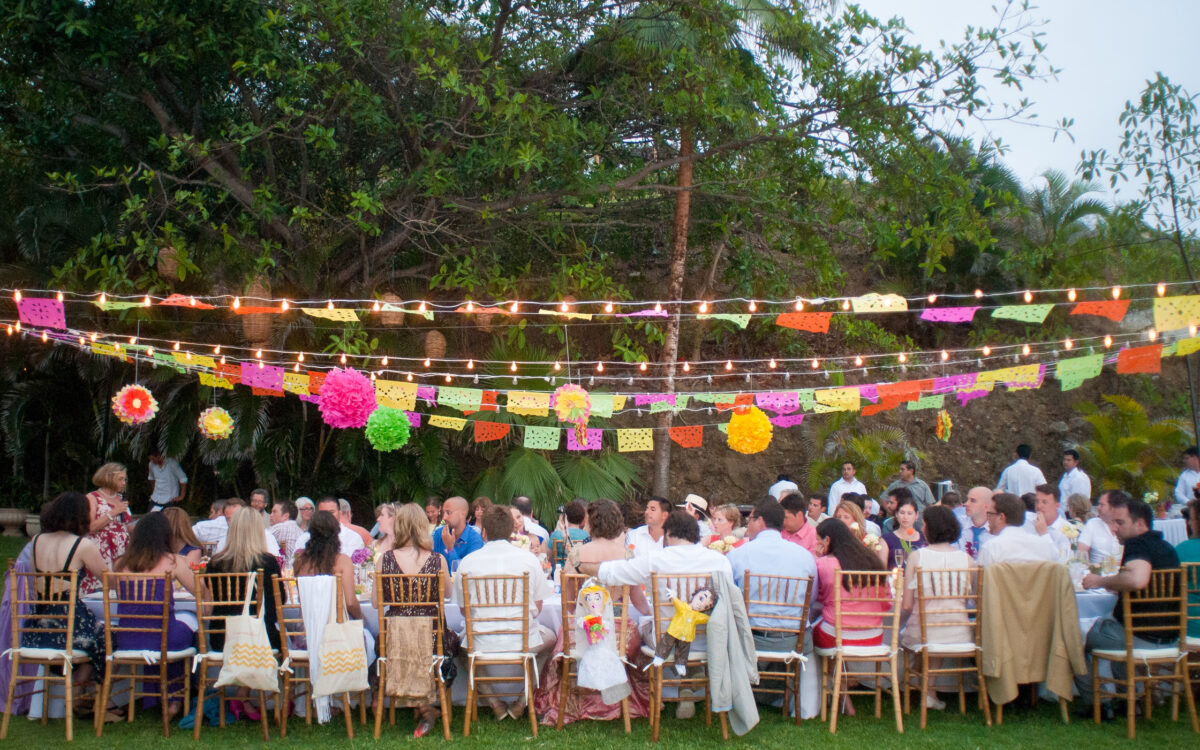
[814,645,893,659]
[468,651,536,661]
[638,644,707,662]
[905,642,979,655]
[754,650,802,661]
[1186,636,1200,649]
[111,647,196,662]
[16,647,89,661]
[1093,647,1181,660]
[285,650,309,661]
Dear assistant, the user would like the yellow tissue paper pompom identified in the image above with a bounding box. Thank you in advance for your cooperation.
[727,406,772,454]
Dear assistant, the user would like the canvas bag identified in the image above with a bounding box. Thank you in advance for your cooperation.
[214,571,279,692]
[313,580,369,696]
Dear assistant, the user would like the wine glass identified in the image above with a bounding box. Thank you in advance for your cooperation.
[893,548,905,569]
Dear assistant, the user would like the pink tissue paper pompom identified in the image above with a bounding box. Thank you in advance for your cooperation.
[318,367,377,428]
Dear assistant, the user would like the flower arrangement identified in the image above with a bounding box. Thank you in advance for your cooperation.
[727,406,772,454]
[862,533,884,554]
[112,384,159,425]
[1143,491,1166,516]
[707,535,739,554]
[365,405,411,451]
[350,546,375,567]
[318,367,377,428]
[198,406,234,440]
[935,409,952,442]
[188,559,208,573]
[552,384,591,441]
[510,533,531,551]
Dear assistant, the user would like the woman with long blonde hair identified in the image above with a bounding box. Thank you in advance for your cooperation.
[833,499,869,541]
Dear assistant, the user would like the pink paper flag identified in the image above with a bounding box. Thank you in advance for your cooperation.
[920,306,979,323]
[857,384,880,404]
[566,428,602,451]
[934,373,977,394]
[755,391,800,414]
[405,411,422,428]
[618,308,669,318]
[17,297,67,329]
[240,362,284,391]
[769,414,806,428]
[298,393,320,404]
[956,389,990,406]
[634,394,675,407]
[417,386,437,405]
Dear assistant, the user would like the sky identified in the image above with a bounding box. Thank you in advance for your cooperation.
[857,0,1200,203]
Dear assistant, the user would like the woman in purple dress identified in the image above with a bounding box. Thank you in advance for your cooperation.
[878,496,926,569]
[113,512,197,716]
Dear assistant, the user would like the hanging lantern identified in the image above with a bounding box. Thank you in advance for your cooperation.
[379,292,406,326]
[157,245,180,281]
[424,330,447,360]
[727,406,772,454]
[552,383,592,442]
[198,406,234,440]
[112,384,159,426]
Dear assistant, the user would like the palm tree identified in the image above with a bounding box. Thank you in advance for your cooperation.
[1075,394,1191,501]
[1022,169,1110,249]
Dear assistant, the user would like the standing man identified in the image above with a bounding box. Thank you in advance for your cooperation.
[147,453,187,512]
[1172,446,1200,518]
[885,460,936,512]
[957,487,994,560]
[432,496,483,568]
[827,462,867,514]
[779,492,817,553]
[626,496,671,558]
[995,444,1047,497]
[1058,449,1092,504]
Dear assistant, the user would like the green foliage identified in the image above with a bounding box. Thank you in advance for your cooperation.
[1075,394,1192,500]
[803,412,927,496]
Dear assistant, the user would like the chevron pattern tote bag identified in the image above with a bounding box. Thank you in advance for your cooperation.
[215,571,280,692]
[313,578,369,696]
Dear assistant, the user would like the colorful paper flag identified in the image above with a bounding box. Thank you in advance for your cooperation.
[375,379,417,411]
[92,299,142,311]
[617,428,653,452]
[1153,295,1200,333]
[308,371,326,394]
[1116,344,1163,374]
[1070,299,1129,322]
[567,428,602,451]
[507,390,551,416]
[933,373,977,394]
[536,309,593,321]
[755,391,800,415]
[523,425,561,450]
[907,394,945,410]
[813,387,860,413]
[850,293,908,313]
[590,393,617,418]
[282,372,310,394]
[769,414,806,428]
[216,361,242,385]
[438,386,483,412]
[992,304,1053,324]
[669,425,704,448]
[404,411,422,428]
[775,311,833,333]
[1056,354,1103,391]
[696,312,751,329]
[199,372,233,389]
[919,306,979,323]
[241,362,284,391]
[1177,337,1200,357]
[429,415,466,431]
[16,297,67,329]
[303,307,359,322]
[159,293,214,309]
[474,421,510,442]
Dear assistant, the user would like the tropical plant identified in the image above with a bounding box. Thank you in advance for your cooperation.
[803,412,928,497]
[1074,394,1192,501]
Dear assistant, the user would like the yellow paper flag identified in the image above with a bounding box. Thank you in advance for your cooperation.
[199,372,233,390]
[429,415,466,431]
[1177,337,1200,357]
[90,342,127,361]
[303,307,360,323]
[507,391,551,416]
[617,428,653,452]
[976,364,1041,388]
[850,293,908,313]
[813,387,860,413]
[537,309,594,321]
[375,379,417,411]
[1154,295,1200,333]
[283,372,311,394]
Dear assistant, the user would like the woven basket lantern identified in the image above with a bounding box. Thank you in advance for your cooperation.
[424,329,447,360]
[241,276,272,346]
[157,246,180,281]
[379,292,406,326]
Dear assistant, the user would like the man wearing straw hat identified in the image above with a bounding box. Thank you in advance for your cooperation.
[678,493,712,539]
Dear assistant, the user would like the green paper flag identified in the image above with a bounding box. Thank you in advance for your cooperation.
[688,393,722,404]
[716,423,729,434]
[992,304,1054,324]
[649,396,690,413]
[697,312,751,329]
[1056,354,1103,391]
[798,388,817,412]
[437,386,483,412]
[907,394,945,410]
[590,393,615,418]
[152,352,186,372]
[523,425,561,450]
[93,300,143,311]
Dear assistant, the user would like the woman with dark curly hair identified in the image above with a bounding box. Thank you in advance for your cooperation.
[293,510,362,621]
[565,499,627,577]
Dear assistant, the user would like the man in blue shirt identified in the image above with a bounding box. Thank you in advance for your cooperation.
[432,496,483,568]
[727,497,818,714]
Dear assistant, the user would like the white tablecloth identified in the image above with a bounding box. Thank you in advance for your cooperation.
[1153,518,1188,547]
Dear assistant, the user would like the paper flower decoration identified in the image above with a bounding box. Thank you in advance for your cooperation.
[727,405,772,454]
[365,406,411,451]
[112,384,159,425]
[552,383,593,443]
[198,406,234,440]
[936,409,952,442]
[317,367,377,428]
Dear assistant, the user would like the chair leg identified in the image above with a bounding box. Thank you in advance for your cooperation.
[1,657,17,740]
[977,655,991,727]
[373,667,384,739]
[439,681,452,740]
[193,665,207,741]
[161,663,171,738]
[64,667,74,742]
[892,657,904,734]
[463,677,475,737]
[526,661,538,738]
[95,667,112,738]
[556,658,569,730]
[995,700,1002,725]
[719,710,729,740]
[829,655,843,734]
[819,657,827,723]
[1182,657,1199,733]
[919,655,930,730]
[792,666,802,727]
[1092,659,1101,724]
[1126,667,1137,740]
[651,666,662,742]
[621,695,631,734]
[1058,698,1069,725]
[280,680,290,738]
[259,691,270,740]
[1171,663,1181,722]
[342,692,354,739]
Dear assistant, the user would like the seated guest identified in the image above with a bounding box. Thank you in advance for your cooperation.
[192,497,235,546]
[268,499,303,559]
[432,496,483,567]
[508,504,545,555]
[295,496,365,558]
[1075,495,1182,713]
[1019,492,1039,533]
[374,503,459,738]
[768,473,799,501]
[957,487,994,560]
[811,518,888,651]
[206,507,282,720]
[1065,493,1094,523]
[678,493,713,539]
[452,505,555,720]
[1175,498,1200,642]
[878,496,925,568]
[807,495,830,527]
[372,503,396,554]
[1032,484,1070,560]
[295,497,315,532]
[879,488,904,533]
[1078,490,1123,566]
[513,496,550,544]
[470,496,493,532]
[626,496,670,558]
[566,498,630,577]
[162,506,202,567]
[424,496,443,533]
[113,512,196,717]
[706,503,746,546]
[779,492,817,553]
[939,490,967,527]
[978,493,1059,566]
[293,510,366,623]
[901,505,974,710]
[728,498,817,706]
[833,497,880,540]
[549,500,591,556]
[339,498,373,547]
[216,496,281,557]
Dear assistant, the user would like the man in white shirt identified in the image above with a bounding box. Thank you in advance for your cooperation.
[767,474,799,501]
[626,497,671,558]
[294,496,365,558]
[979,493,1060,567]
[827,462,867,514]
[192,498,230,544]
[147,453,188,512]
[513,496,549,543]
[1078,489,1124,566]
[806,494,830,527]
[452,505,555,720]
[209,496,280,556]
[995,444,1047,497]
[1172,446,1200,517]
[956,486,994,560]
[1058,449,1092,504]
[1032,484,1070,561]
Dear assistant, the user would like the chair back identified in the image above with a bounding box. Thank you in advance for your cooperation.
[460,573,530,653]
[831,568,902,649]
[273,576,305,660]
[8,569,79,654]
[374,571,446,658]
[100,572,173,656]
[550,538,567,571]
[1184,562,1200,642]
[912,566,980,646]
[1118,567,1185,648]
[560,573,632,657]
[741,572,813,640]
[648,572,714,646]
[195,570,265,655]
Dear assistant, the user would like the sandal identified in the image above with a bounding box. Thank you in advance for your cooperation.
[103,704,126,724]
[413,712,439,738]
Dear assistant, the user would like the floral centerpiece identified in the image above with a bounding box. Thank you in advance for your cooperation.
[510,533,532,551]
[707,535,739,554]
[1143,491,1166,518]
[861,532,884,555]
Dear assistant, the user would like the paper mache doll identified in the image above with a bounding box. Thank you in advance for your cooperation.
[652,585,717,677]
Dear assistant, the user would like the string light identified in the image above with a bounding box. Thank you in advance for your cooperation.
[185,351,192,360]
[898,352,907,363]
[982,346,991,356]
[172,341,180,351]
[927,294,937,304]
[974,289,983,299]
[89,332,96,341]
[143,296,151,307]
[372,300,381,312]
[683,362,691,372]
[1022,344,1031,356]
[596,362,604,372]
[424,358,431,368]
[653,303,662,312]
[465,300,474,313]
[841,300,850,311]
[510,361,518,372]
[560,301,570,313]
[188,296,197,307]
[748,300,757,312]
[467,359,474,369]
[77,335,83,344]
[1068,288,1077,302]
[56,291,63,302]
[1064,338,1074,350]
[1148,329,1158,341]
[444,375,452,383]
[99,293,107,305]
[380,356,386,366]
[297,352,304,362]
[41,331,47,342]
[1191,326,1198,337]
[699,301,708,313]
[768,358,777,369]
[811,359,819,369]
[215,345,221,355]
[1158,283,1167,296]
[510,301,519,313]
[604,302,614,313]
[794,299,804,311]
[327,300,334,309]
[129,336,137,345]
[146,347,154,357]
[855,356,863,367]
[258,360,265,369]
[418,301,427,313]
[1024,290,1033,303]
[940,350,949,361]
[1111,286,1121,300]
[725,360,734,371]
[255,349,263,359]
[281,300,289,311]
[13,291,20,302]
[339,354,347,364]
[552,361,560,371]
[639,362,648,371]
[220,356,226,364]
[294,362,301,372]
[406,373,413,381]
[233,297,241,310]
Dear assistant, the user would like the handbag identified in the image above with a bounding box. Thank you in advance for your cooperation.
[312,580,369,696]
[214,571,279,692]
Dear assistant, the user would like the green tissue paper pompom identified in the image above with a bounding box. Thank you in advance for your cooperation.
[365,406,411,451]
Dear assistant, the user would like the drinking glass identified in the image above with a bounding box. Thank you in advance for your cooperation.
[893,548,905,569]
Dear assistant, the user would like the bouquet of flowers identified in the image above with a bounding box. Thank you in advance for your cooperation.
[1143,491,1165,516]
[350,546,375,567]
[707,535,738,554]
[861,533,885,555]
[510,533,532,551]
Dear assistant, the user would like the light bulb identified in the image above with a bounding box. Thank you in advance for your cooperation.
[77,335,83,344]
[654,302,662,312]
[258,360,264,369]
[1158,283,1167,296]
[683,362,691,372]
[41,331,47,342]
[982,346,991,356]
[188,296,197,306]
[552,361,560,371]
[1024,290,1033,303]
[89,332,96,341]
[444,375,451,383]
[841,300,850,311]
[54,291,63,302]
[927,293,937,304]
[327,300,334,309]
[725,360,733,371]
[1191,326,1198,337]
[1149,329,1158,341]
[1103,335,1114,348]
[940,350,949,361]
[1112,286,1121,299]
[854,356,863,367]
[233,297,241,309]
[424,358,431,368]
[639,362,647,371]
[768,358,777,369]
[1064,338,1074,350]
[748,300,757,312]
[13,291,20,302]
[100,293,107,305]
[560,302,569,313]
[146,347,154,357]
[143,296,151,307]
[510,361,518,372]
[220,356,226,364]
[129,337,137,345]
[811,358,819,369]
[173,341,180,351]
[294,363,300,372]
[298,352,304,362]
[898,352,907,363]
[255,349,263,358]
[466,359,474,370]
[604,302,613,313]
[794,299,804,311]
[185,351,192,360]
[406,373,413,381]
[510,301,519,313]
[1022,344,1031,356]
[699,301,708,313]
[596,362,604,372]
[281,299,289,311]
[380,356,387,366]
[974,289,983,299]
[340,354,347,364]
[418,301,427,312]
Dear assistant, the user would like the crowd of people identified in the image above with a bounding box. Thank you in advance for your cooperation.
[6,442,1200,734]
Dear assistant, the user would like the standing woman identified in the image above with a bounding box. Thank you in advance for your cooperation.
[162,506,203,567]
[82,462,132,594]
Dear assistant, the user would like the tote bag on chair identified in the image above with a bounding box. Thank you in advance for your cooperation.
[214,571,279,692]
[313,580,369,696]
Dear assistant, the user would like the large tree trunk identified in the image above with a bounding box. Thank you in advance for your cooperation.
[652,123,695,497]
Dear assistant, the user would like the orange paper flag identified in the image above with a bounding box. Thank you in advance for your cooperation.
[464,391,499,416]
[775,311,833,333]
[474,421,511,442]
[1070,299,1130,322]
[669,425,704,448]
[715,393,754,411]
[251,386,284,397]
[308,371,326,394]
[861,380,929,417]
[215,361,242,385]
[1116,344,1163,374]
